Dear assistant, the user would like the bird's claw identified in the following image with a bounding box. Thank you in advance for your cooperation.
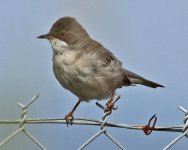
[65,113,74,126]
[113,106,118,110]
[104,100,114,113]
[103,98,118,120]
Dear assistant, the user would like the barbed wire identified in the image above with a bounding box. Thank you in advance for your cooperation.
[0,94,188,150]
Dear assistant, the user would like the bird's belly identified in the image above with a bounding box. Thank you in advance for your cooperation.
[53,56,113,101]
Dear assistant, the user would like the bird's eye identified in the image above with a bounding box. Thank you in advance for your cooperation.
[61,32,65,36]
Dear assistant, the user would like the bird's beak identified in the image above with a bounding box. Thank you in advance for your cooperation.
[37,33,53,39]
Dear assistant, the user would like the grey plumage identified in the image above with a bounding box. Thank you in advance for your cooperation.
[38,16,164,102]
[123,69,164,88]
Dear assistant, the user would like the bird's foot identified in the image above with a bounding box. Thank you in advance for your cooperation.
[64,100,81,126]
[102,100,114,120]
[103,97,118,120]
[65,112,74,126]
[104,99,114,113]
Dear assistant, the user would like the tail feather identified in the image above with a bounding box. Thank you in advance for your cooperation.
[123,69,164,88]
[140,79,164,88]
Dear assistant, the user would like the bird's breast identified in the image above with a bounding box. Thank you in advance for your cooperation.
[52,51,114,101]
[52,51,79,87]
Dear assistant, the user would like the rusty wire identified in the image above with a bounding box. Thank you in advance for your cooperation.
[0,94,188,150]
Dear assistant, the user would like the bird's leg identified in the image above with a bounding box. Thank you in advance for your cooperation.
[104,91,115,113]
[65,100,81,125]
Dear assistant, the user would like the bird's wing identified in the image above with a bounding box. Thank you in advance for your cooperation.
[81,39,131,86]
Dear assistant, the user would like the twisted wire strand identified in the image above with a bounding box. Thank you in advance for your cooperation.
[0,94,187,150]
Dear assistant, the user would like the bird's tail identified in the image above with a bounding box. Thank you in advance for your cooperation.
[123,69,164,88]
[139,78,164,88]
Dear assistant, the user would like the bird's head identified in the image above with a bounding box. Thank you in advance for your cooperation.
[37,17,90,46]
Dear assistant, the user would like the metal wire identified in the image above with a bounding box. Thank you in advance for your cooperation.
[0,94,187,150]
[0,94,46,150]
[163,106,188,150]
[78,95,126,149]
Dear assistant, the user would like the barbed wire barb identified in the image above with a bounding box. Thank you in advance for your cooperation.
[0,94,188,149]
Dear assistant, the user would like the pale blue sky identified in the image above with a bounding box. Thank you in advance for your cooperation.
[0,0,188,150]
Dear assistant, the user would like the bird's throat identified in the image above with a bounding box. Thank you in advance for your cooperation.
[49,38,68,54]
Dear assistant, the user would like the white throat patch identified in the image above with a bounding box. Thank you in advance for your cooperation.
[49,38,68,54]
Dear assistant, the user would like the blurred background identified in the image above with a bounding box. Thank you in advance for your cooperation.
[0,0,188,149]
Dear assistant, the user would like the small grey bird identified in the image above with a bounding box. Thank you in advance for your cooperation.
[38,16,164,122]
